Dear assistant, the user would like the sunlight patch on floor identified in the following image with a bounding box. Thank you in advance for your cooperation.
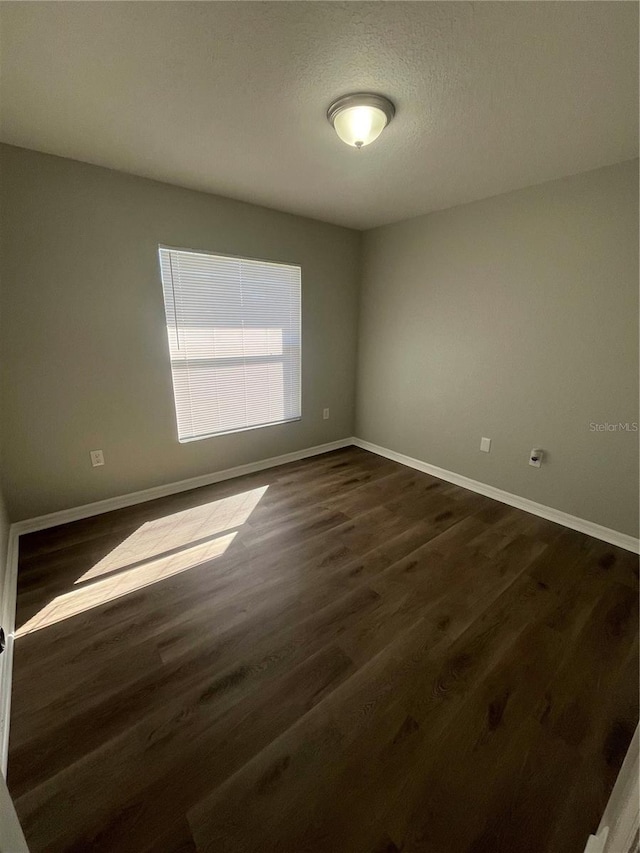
[16,531,238,637]
[77,485,268,583]
[16,484,270,637]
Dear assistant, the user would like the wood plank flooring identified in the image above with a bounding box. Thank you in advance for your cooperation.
[8,447,639,853]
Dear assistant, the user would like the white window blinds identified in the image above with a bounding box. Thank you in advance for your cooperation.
[158,247,301,442]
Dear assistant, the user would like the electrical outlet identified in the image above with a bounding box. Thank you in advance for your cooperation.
[480,437,491,453]
[323,408,330,420]
[90,450,105,467]
[529,448,543,468]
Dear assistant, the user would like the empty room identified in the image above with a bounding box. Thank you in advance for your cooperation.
[0,2,638,852]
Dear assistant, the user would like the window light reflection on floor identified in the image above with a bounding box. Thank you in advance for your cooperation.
[16,485,268,637]
[77,485,268,583]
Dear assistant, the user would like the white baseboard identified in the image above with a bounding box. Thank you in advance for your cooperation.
[14,434,637,551]
[584,828,609,853]
[352,438,640,554]
[12,438,355,537]
[593,724,639,853]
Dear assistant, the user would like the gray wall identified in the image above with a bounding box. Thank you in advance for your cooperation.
[0,219,13,770]
[357,160,639,537]
[0,145,361,520]
[0,486,8,611]
[0,215,11,641]
[1,146,638,538]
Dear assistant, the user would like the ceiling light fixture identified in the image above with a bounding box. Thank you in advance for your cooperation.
[327,93,395,149]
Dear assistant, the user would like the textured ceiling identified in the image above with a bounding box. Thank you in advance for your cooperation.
[0,2,637,230]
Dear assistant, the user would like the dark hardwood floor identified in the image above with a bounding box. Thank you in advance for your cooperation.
[8,446,639,853]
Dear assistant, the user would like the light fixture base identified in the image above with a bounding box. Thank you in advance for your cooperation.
[327,92,396,128]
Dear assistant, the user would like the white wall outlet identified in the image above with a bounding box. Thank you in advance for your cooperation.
[529,448,543,468]
[90,450,105,467]
[480,437,491,453]
[323,408,330,420]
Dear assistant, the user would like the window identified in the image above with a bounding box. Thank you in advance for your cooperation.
[158,247,301,442]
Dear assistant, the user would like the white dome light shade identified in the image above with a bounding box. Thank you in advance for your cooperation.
[333,106,387,148]
[327,93,395,149]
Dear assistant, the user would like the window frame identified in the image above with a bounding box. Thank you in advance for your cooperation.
[158,244,303,443]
